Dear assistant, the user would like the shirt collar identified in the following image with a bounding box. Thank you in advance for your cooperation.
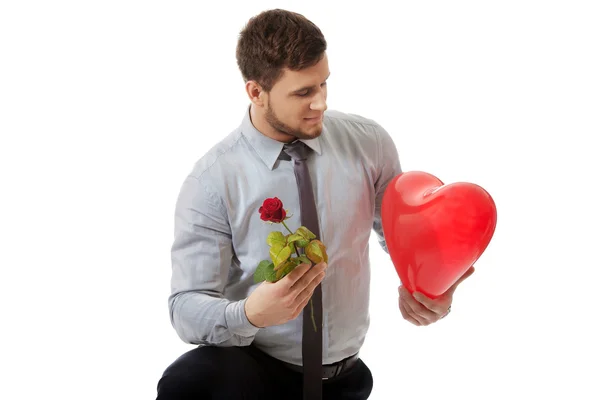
[240,105,323,170]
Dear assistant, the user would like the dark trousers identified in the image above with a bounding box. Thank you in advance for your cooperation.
[156,344,373,399]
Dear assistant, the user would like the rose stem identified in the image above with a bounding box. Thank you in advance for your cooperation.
[281,221,301,257]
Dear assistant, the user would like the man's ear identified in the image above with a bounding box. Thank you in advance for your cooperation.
[245,80,266,107]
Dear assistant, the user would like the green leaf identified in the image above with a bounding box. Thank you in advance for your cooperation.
[298,254,312,265]
[264,266,277,282]
[254,260,274,283]
[296,238,310,248]
[288,242,296,255]
[296,226,316,240]
[275,259,295,280]
[305,239,328,264]
[275,257,303,280]
[270,243,292,270]
[291,227,315,249]
[286,233,304,243]
[289,256,303,268]
[267,231,286,247]
[284,234,296,254]
[287,232,310,249]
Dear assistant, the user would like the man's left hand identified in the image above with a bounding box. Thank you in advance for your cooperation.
[398,266,475,326]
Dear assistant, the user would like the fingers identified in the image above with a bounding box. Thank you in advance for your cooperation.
[280,262,312,288]
[289,262,327,294]
[399,300,421,326]
[291,273,325,318]
[277,262,326,320]
[404,298,435,325]
[398,286,438,326]
[413,292,447,315]
[294,269,325,306]
[289,264,326,319]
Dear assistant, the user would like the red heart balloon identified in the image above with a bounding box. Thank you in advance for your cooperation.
[381,171,497,298]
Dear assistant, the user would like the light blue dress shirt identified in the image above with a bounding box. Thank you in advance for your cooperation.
[169,105,402,365]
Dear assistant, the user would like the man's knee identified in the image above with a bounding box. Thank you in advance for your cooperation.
[156,346,268,399]
[156,372,205,399]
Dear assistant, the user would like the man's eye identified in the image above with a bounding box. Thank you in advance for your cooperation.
[297,83,325,97]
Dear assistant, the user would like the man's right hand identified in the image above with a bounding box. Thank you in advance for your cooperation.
[244,261,327,328]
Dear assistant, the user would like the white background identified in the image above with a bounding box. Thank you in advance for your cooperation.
[1,1,599,399]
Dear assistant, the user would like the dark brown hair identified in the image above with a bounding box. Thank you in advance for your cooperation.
[236,9,327,92]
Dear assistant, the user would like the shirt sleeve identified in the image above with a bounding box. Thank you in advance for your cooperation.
[372,123,403,254]
[168,173,260,346]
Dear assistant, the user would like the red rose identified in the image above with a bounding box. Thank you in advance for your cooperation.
[259,197,286,223]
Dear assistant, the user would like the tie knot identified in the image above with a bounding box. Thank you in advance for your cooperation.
[283,141,309,161]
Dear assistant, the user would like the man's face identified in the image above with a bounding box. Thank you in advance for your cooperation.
[263,53,329,141]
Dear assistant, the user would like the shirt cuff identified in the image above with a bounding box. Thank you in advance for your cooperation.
[225,298,261,338]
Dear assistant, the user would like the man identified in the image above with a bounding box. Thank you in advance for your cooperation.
[156,8,474,400]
